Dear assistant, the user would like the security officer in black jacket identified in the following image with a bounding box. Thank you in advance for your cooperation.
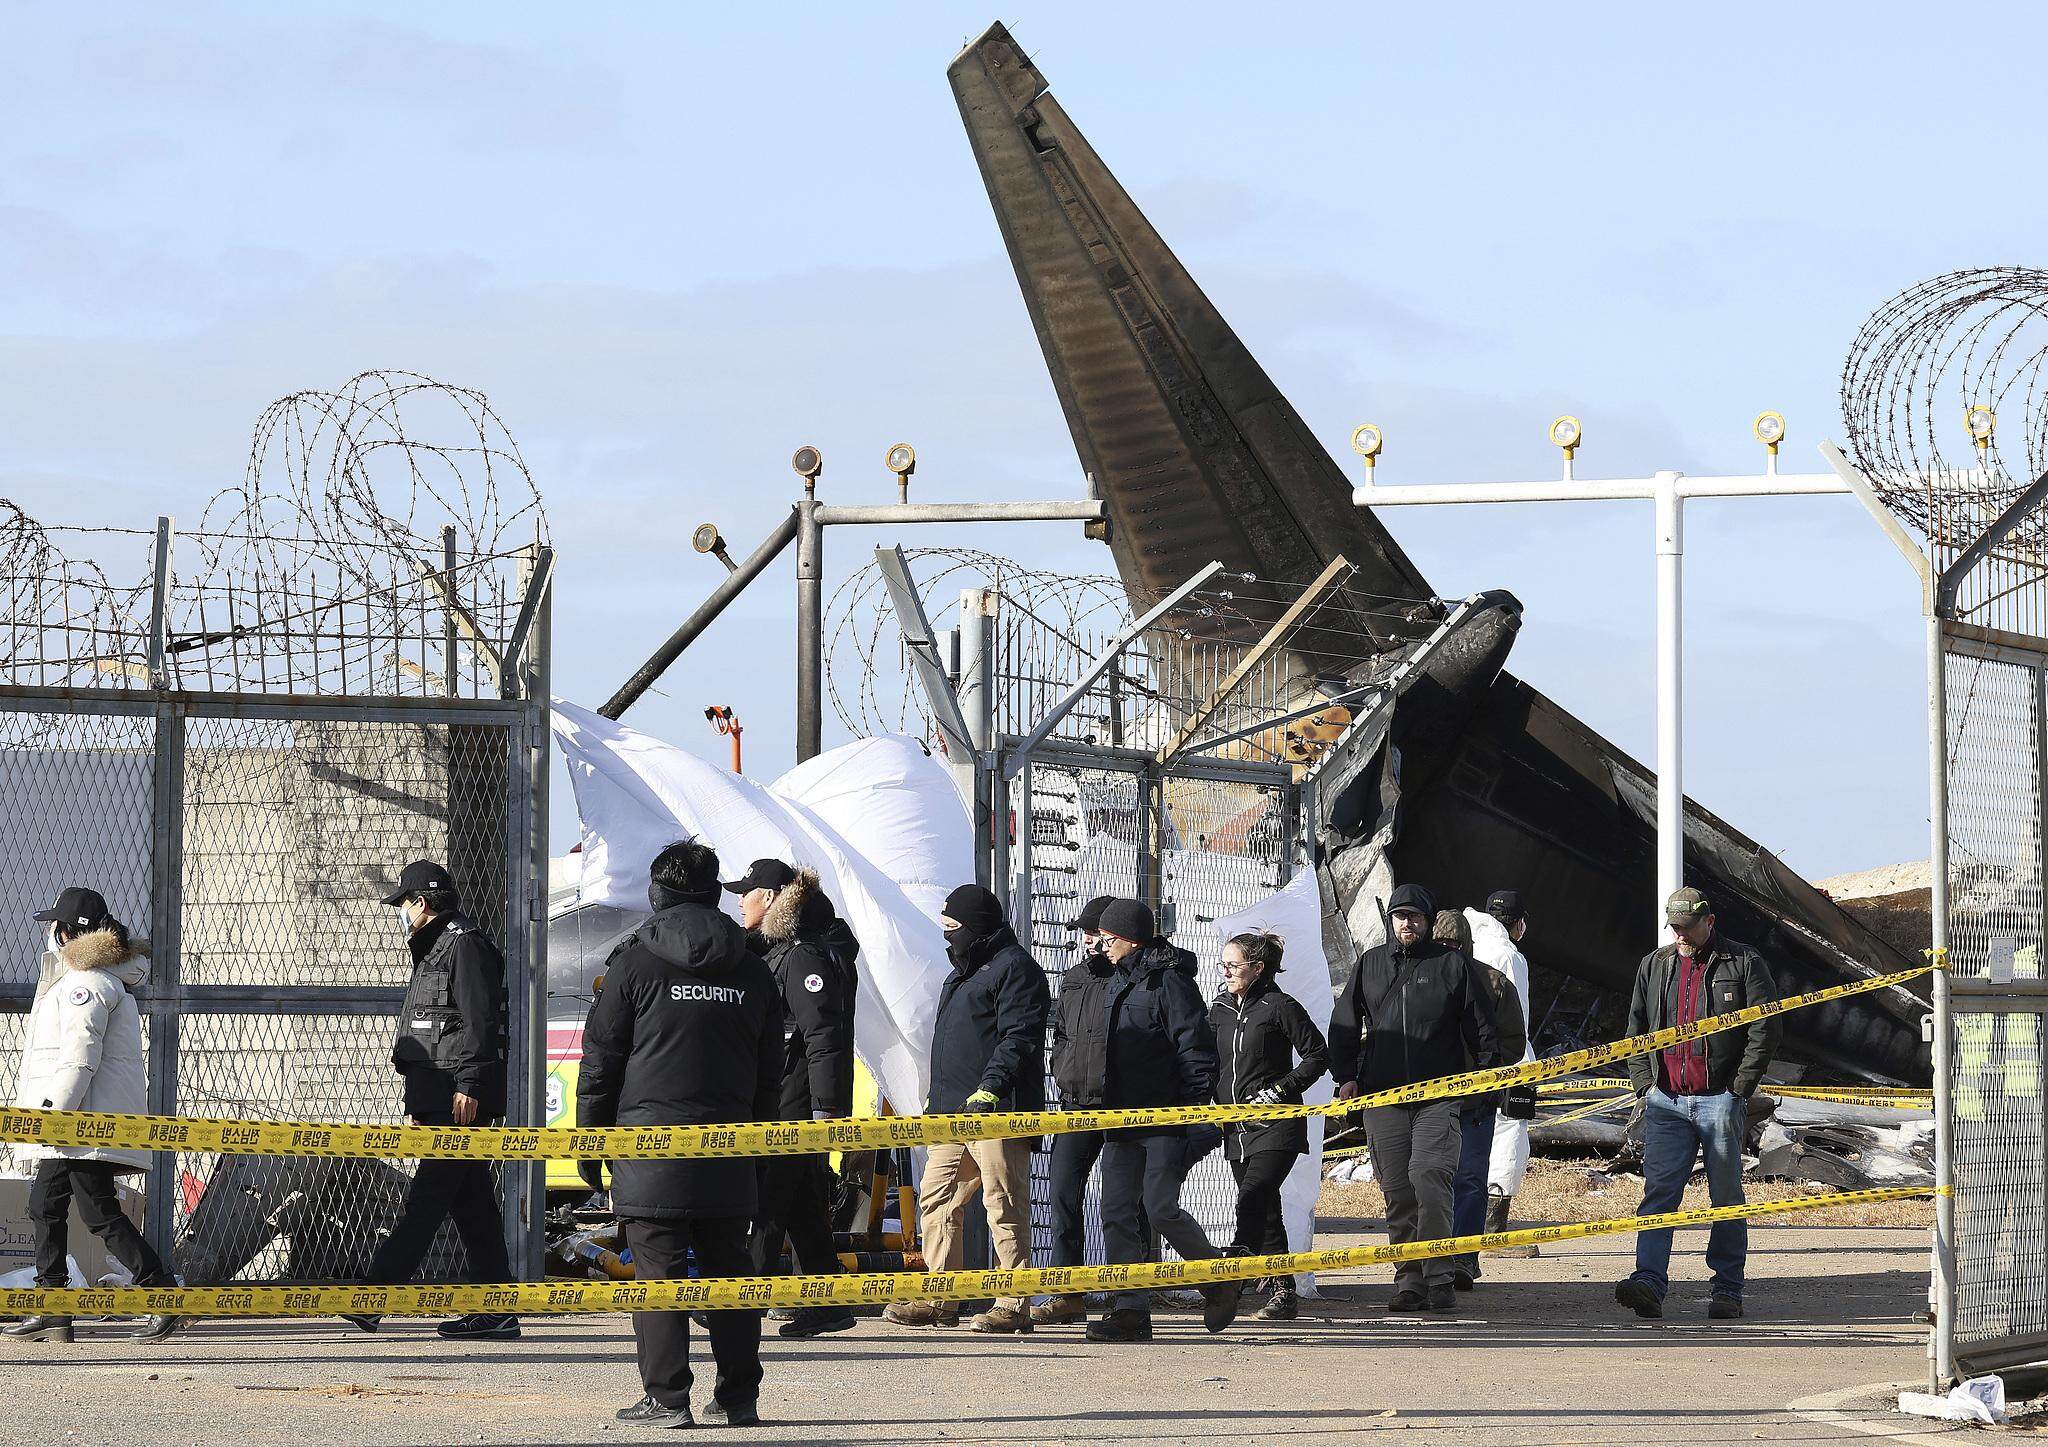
[1088,899,1240,1342]
[579,841,782,1430]
[1327,882,1497,1312]
[1035,894,1118,1326]
[727,858,859,1340]
[343,859,514,1341]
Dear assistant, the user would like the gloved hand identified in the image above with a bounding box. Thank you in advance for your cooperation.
[1247,1086,1283,1106]
[578,1160,606,1194]
[1183,1123,1224,1169]
[963,1089,1000,1113]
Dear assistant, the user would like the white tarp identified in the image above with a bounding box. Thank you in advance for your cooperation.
[549,698,969,1116]
[1214,870,1333,1293]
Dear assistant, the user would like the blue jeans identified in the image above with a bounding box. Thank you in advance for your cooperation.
[1450,1102,1496,1278]
[1631,1087,1747,1301]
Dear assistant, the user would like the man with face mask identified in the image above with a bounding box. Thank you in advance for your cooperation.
[340,859,514,1341]
[1034,894,1117,1326]
[883,883,1049,1335]
[1327,883,1497,1313]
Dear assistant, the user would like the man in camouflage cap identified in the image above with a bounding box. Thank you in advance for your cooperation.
[1614,887,1780,1322]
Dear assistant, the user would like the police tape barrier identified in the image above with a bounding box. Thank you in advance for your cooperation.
[0,1185,1939,1320]
[1535,1081,1932,1108]
[0,963,1934,1164]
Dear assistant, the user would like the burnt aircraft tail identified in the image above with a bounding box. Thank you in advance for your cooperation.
[950,21,1930,1082]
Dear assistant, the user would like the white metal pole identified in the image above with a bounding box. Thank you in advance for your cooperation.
[1653,471,1685,931]
[1926,609,1957,1388]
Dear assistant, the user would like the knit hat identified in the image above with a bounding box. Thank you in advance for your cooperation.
[1099,898,1156,944]
[1386,882,1435,919]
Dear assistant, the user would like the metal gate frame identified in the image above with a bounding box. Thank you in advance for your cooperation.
[0,682,548,1279]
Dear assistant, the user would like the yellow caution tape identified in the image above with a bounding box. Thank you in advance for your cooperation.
[1542,1095,1632,1127]
[0,1185,1938,1319]
[0,964,1932,1163]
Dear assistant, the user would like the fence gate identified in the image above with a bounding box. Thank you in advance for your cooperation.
[1943,627,2048,1376]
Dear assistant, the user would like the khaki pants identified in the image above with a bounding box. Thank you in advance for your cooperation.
[917,1136,1033,1311]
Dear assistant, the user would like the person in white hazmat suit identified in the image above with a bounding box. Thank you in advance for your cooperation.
[1462,891,1537,1259]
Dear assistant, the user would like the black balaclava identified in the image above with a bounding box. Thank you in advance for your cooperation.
[942,884,1006,964]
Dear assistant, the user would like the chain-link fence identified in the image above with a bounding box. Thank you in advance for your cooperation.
[0,689,538,1285]
[1943,633,2048,1373]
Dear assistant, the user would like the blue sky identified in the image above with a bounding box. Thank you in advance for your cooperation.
[5,2,2038,876]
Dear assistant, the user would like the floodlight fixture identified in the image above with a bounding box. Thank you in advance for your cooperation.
[1965,404,1996,451]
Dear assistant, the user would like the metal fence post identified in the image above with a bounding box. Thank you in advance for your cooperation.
[146,699,184,1263]
[507,542,552,1278]
[1927,614,1957,1388]
[796,501,823,762]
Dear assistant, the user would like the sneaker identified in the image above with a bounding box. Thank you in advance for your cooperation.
[1614,1279,1663,1319]
[1708,1295,1743,1321]
[778,1306,857,1339]
[881,1300,958,1328]
[1084,1309,1153,1342]
[1030,1296,1089,1326]
[1386,1289,1426,1313]
[1255,1283,1298,1321]
[968,1305,1033,1334]
[436,1313,520,1341]
[615,1394,694,1428]
[1425,1285,1457,1312]
[765,1306,799,1322]
[701,1397,761,1426]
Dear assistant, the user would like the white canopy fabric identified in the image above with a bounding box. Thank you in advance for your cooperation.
[549,698,971,1117]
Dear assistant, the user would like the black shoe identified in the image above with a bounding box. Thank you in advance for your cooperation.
[1084,1309,1153,1342]
[1615,1278,1663,1319]
[2,1314,72,1342]
[1425,1285,1457,1312]
[338,1313,381,1334]
[1386,1289,1426,1313]
[1451,1269,1476,1292]
[615,1394,694,1428]
[779,1306,857,1339]
[437,1313,520,1341]
[1202,1247,1250,1333]
[126,1315,185,1343]
[1708,1295,1743,1320]
[702,1397,761,1426]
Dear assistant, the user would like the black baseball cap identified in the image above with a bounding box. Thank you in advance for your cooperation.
[382,859,454,906]
[34,886,108,929]
[1069,895,1116,933]
[1485,889,1525,924]
[723,858,798,895]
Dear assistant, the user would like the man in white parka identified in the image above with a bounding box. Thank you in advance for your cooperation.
[4,886,182,1344]
[1461,891,1536,1259]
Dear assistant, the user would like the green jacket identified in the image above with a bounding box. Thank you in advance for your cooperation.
[1624,934,1779,1098]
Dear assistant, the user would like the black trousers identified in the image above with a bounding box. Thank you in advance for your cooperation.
[29,1158,170,1290]
[749,1154,842,1278]
[1229,1150,1295,1287]
[623,1215,763,1410]
[1098,1129,1217,1313]
[361,1158,511,1287]
[1048,1128,1153,1268]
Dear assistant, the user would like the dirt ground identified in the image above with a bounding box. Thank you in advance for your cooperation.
[1,1174,1961,1447]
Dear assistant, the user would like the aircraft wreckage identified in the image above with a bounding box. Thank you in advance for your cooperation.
[946,23,1930,1084]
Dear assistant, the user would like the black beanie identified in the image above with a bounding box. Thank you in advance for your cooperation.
[1073,895,1115,933]
[942,884,1006,937]
[1387,883,1436,919]
[1099,898,1155,944]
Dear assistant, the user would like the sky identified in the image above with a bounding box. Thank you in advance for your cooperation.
[5,1,2041,877]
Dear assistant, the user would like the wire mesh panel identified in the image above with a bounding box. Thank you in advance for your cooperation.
[1951,1007,2047,1349]
[1945,651,2044,982]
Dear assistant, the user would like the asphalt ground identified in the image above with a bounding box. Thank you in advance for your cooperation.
[5,1220,1965,1446]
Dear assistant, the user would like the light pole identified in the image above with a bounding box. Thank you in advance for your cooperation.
[1351,417,1849,936]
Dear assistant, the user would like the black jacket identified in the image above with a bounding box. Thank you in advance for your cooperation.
[392,912,506,1124]
[1210,976,1329,1160]
[1104,940,1217,1111]
[578,903,782,1218]
[1328,936,1498,1094]
[1050,943,1115,1108]
[749,871,857,1121]
[927,924,1051,1114]
[1625,934,1780,1098]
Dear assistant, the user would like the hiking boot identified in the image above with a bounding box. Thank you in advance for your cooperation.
[1030,1296,1089,1326]
[615,1394,693,1428]
[1615,1278,1663,1319]
[969,1305,1033,1334]
[1425,1285,1457,1312]
[779,1305,856,1338]
[1202,1247,1249,1333]
[1255,1281,1298,1321]
[437,1313,520,1341]
[882,1300,958,1328]
[1488,1191,1539,1258]
[1708,1295,1743,1321]
[1084,1309,1153,1342]
[1386,1289,1426,1313]
[2,1314,72,1342]
[701,1397,761,1426]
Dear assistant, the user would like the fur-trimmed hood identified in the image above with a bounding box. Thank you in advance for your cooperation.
[58,928,150,989]
[757,868,820,944]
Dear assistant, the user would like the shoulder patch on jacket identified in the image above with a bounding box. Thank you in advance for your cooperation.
[803,972,824,994]
[67,984,93,1006]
